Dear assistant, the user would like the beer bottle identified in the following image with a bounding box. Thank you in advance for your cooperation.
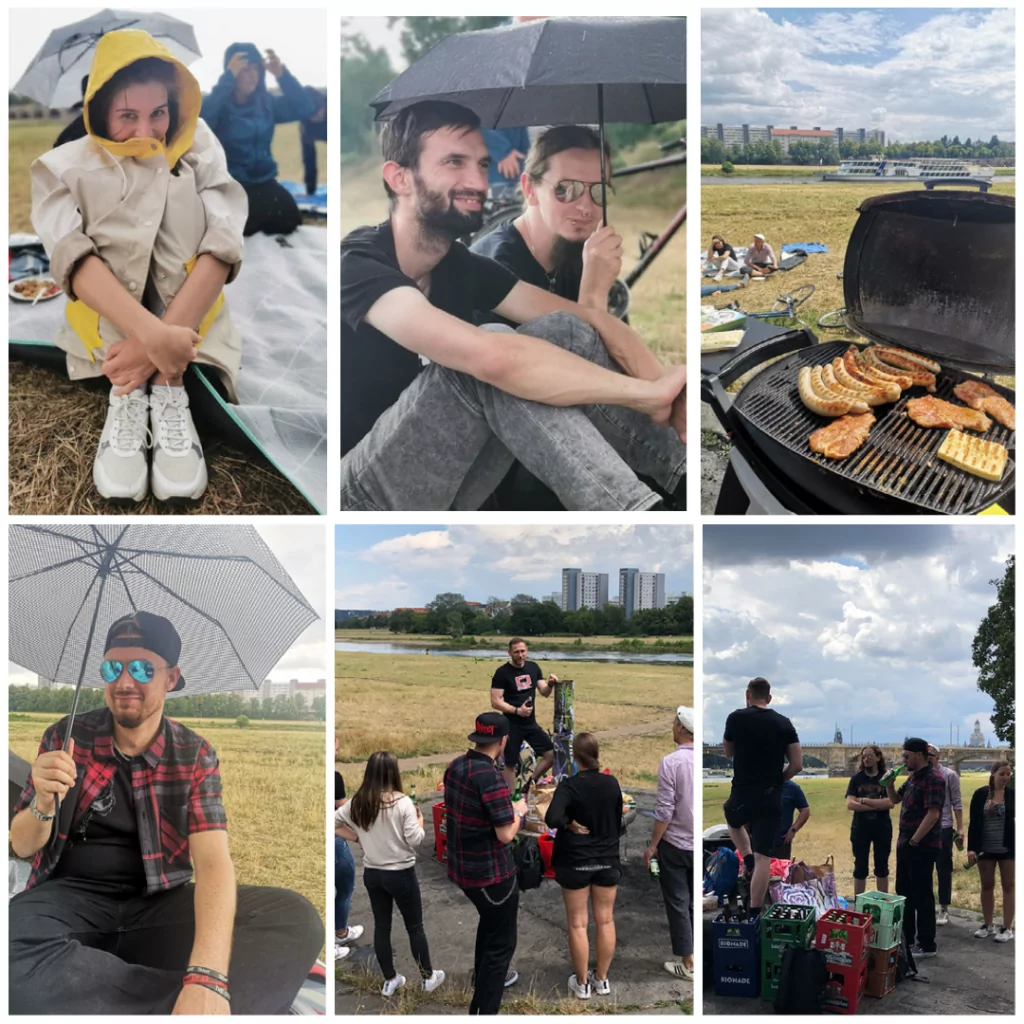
[409,784,417,804]
[952,827,964,852]
[512,779,522,802]
[878,763,905,788]
[647,840,660,878]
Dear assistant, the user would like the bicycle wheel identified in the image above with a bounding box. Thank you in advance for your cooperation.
[818,308,848,329]
[770,283,816,313]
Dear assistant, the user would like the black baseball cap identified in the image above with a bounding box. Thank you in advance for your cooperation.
[104,612,185,692]
[468,712,509,744]
[903,737,929,755]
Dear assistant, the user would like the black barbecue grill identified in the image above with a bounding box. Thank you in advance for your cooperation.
[703,187,1015,515]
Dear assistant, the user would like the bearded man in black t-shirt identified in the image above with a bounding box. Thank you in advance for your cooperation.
[490,637,558,792]
[339,100,686,513]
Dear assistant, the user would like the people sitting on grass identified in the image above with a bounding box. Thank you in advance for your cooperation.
[705,235,742,283]
[443,713,528,1014]
[9,611,322,1014]
[740,233,778,279]
[30,30,246,505]
[886,737,943,959]
[339,100,686,511]
[490,637,558,794]
[722,677,803,918]
[967,759,1015,943]
[545,732,624,1000]
[928,743,964,927]
[647,706,695,982]
[334,737,363,963]
[203,43,317,236]
[846,744,894,895]
[335,751,446,997]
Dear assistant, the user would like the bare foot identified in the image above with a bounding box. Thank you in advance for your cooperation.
[669,388,686,443]
[640,365,687,424]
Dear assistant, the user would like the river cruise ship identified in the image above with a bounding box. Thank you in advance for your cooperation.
[822,157,994,181]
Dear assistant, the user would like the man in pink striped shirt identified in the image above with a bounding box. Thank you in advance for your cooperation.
[644,706,695,981]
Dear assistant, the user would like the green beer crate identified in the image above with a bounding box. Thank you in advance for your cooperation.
[760,904,815,1000]
[855,891,906,950]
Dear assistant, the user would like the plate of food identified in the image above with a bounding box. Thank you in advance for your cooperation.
[9,276,62,303]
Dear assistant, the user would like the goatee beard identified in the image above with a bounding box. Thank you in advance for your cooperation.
[414,176,485,240]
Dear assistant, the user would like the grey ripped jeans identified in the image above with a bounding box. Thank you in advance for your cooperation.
[340,312,686,511]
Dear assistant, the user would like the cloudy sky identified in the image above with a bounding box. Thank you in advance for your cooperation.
[9,523,328,687]
[702,8,1015,141]
[9,9,327,92]
[336,525,694,609]
[703,525,1014,747]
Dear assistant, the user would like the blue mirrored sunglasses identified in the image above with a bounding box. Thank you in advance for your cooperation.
[100,659,158,685]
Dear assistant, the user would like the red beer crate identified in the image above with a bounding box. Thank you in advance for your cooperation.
[864,945,899,999]
[824,963,867,1015]
[814,908,873,969]
[432,801,447,862]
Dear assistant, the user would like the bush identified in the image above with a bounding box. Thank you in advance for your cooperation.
[235,715,250,729]
[721,161,735,175]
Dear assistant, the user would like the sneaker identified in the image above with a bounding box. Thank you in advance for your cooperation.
[568,973,592,1000]
[381,974,406,998]
[588,971,611,995]
[739,276,748,288]
[334,944,350,962]
[421,969,446,993]
[504,969,519,988]
[937,910,949,925]
[664,960,695,981]
[338,924,364,942]
[915,948,938,959]
[713,271,724,283]
[975,924,995,939]
[995,927,1014,943]
[94,387,150,502]
[149,385,207,501]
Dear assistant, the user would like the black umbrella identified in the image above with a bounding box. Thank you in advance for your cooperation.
[371,17,686,225]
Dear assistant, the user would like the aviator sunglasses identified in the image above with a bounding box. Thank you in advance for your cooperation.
[543,178,615,205]
[100,659,164,685]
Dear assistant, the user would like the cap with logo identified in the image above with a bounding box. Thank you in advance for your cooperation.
[104,611,185,692]
[468,712,510,744]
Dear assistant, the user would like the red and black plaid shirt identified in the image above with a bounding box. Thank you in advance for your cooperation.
[896,763,945,849]
[443,749,515,889]
[14,707,227,895]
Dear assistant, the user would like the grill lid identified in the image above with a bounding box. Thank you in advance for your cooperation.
[843,190,1015,373]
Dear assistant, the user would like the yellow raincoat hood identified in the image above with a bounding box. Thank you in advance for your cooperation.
[83,29,201,167]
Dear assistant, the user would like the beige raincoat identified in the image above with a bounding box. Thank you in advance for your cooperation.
[30,30,247,395]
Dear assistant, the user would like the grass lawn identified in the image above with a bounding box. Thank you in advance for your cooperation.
[334,629,692,648]
[8,120,325,515]
[9,714,326,922]
[703,775,993,914]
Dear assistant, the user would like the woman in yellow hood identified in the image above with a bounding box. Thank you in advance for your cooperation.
[31,29,248,504]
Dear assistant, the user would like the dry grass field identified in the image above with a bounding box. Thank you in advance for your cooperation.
[704,775,995,914]
[8,121,324,515]
[9,712,326,921]
[335,629,691,647]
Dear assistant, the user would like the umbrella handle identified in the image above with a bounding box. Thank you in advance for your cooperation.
[598,85,608,228]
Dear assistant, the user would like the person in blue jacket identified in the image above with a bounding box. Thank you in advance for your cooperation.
[300,85,327,198]
[202,43,317,236]
[482,127,531,202]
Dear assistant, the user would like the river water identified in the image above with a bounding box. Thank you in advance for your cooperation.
[336,640,692,666]
[702,175,1015,186]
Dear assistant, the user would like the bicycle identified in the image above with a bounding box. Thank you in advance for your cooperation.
[723,282,816,332]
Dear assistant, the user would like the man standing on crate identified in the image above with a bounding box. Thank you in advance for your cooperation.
[887,738,944,959]
[927,744,963,928]
[721,677,803,917]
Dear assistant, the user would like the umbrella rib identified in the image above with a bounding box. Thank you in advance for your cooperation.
[50,572,103,689]
[15,524,104,557]
[9,551,106,584]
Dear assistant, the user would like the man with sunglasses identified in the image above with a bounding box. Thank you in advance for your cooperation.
[341,100,686,512]
[9,611,322,1015]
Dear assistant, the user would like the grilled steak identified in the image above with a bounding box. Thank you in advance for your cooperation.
[809,412,876,459]
[953,381,1016,431]
[906,396,992,432]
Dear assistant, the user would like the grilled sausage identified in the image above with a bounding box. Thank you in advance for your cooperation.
[798,366,852,417]
[812,365,870,414]
[849,346,913,389]
[824,361,890,408]
[872,345,942,375]
[833,357,901,404]
[863,346,936,391]
[843,347,907,395]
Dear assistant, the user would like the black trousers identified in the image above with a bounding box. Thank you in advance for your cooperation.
[242,180,301,237]
[851,819,892,880]
[364,866,433,981]
[9,877,323,1015]
[937,826,954,906]
[462,875,519,1015]
[657,840,694,958]
[896,843,939,953]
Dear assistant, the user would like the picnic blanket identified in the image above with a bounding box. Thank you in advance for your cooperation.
[281,180,327,219]
[8,227,327,513]
[782,242,828,253]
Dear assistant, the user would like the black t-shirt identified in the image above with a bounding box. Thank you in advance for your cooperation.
[335,771,345,802]
[846,769,891,827]
[545,769,624,867]
[340,221,518,456]
[471,222,583,328]
[491,660,543,722]
[51,753,146,893]
[723,706,800,789]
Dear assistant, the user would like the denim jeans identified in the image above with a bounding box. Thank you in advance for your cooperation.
[335,836,356,934]
[340,312,686,511]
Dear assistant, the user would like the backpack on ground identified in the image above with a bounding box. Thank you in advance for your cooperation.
[513,835,543,891]
[773,946,827,1014]
[896,929,920,983]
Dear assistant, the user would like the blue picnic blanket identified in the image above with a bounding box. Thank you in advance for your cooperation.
[281,181,327,217]
[782,242,828,253]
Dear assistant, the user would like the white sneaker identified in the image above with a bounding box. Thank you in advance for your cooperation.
[588,971,611,995]
[334,944,350,961]
[714,271,724,283]
[421,969,446,993]
[975,924,995,938]
[382,974,406,998]
[149,385,207,501]
[568,973,592,1000]
[664,959,695,980]
[995,927,1014,943]
[338,924,364,942]
[504,969,519,988]
[94,387,150,502]
[937,910,949,925]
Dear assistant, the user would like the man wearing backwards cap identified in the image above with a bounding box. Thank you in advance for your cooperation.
[9,612,322,1015]
[444,712,529,1014]
[646,706,696,981]
[741,232,778,279]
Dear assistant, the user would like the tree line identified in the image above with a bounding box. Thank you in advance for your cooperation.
[701,135,1015,167]
[338,591,694,638]
[8,686,326,722]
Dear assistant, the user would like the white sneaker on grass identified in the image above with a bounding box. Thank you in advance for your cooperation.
[422,969,446,993]
[382,974,406,998]
[568,973,592,1000]
[94,387,150,502]
[150,385,207,501]
[588,971,611,995]
[995,927,1014,943]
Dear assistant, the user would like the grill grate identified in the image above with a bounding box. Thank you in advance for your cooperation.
[734,340,1016,515]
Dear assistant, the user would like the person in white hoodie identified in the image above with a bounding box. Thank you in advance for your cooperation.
[335,751,445,999]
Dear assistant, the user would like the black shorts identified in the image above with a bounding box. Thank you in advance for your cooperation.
[554,864,622,890]
[505,718,553,767]
[978,851,1013,862]
[723,785,783,857]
